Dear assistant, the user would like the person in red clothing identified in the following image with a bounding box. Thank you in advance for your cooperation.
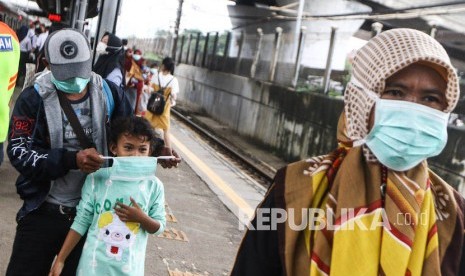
[126,49,145,114]
[0,22,20,167]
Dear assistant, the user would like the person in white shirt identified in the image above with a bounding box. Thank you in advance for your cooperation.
[144,57,180,161]
[34,24,48,52]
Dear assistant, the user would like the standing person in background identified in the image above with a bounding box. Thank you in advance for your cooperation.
[34,24,49,73]
[94,31,110,61]
[0,22,20,167]
[231,28,465,275]
[145,57,180,162]
[126,49,144,114]
[93,33,125,87]
[16,25,31,81]
[138,62,160,116]
[124,47,133,72]
[34,24,48,52]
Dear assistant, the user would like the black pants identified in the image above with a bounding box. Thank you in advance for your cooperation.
[0,142,3,166]
[6,204,85,276]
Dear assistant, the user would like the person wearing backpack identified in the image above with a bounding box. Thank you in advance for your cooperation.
[145,57,180,162]
[5,28,132,276]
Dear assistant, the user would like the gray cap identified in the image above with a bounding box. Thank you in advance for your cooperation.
[44,28,91,81]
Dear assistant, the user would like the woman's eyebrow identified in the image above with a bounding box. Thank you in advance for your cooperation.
[422,88,447,98]
[385,82,446,94]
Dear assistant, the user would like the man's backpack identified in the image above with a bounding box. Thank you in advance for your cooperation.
[146,74,173,115]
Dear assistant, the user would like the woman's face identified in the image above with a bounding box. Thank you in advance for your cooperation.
[101,35,109,44]
[381,63,447,111]
[368,63,448,128]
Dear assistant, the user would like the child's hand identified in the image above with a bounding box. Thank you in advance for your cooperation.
[49,260,64,276]
[114,197,145,223]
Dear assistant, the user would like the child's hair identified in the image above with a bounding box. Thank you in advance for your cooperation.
[109,116,164,156]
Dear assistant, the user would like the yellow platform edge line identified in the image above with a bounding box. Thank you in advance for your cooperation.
[171,135,254,218]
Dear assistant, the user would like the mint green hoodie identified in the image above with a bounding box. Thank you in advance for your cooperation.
[71,157,166,276]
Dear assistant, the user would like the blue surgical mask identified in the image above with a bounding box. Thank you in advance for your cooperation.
[133,54,141,61]
[150,68,158,74]
[51,75,90,94]
[362,99,449,171]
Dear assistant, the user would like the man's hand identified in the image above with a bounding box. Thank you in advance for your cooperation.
[158,147,181,168]
[114,197,145,223]
[76,148,104,173]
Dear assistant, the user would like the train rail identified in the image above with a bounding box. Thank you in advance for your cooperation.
[171,108,275,186]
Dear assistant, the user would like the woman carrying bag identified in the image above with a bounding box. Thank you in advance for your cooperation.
[145,57,180,163]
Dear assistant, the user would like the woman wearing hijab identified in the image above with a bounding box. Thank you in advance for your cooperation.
[231,28,465,276]
[93,33,125,87]
[94,31,110,60]
[126,49,145,114]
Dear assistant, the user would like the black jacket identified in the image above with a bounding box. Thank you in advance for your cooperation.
[7,77,132,222]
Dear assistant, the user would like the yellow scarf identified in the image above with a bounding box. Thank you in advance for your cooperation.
[279,116,463,275]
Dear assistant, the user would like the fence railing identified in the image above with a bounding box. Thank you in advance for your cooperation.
[129,27,319,89]
[128,23,465,96]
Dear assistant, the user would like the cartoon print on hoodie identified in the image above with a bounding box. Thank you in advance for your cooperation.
[98,211,140,261]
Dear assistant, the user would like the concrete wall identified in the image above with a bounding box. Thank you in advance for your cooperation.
[175,64,465,192]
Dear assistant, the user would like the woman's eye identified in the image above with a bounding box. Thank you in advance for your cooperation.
[423,96,440,103]
[383,89,403,97]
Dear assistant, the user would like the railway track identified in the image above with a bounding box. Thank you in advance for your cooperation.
[171,108,275,187]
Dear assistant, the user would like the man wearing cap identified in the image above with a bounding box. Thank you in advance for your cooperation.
[6,28,132,275]
[0,22,20,167]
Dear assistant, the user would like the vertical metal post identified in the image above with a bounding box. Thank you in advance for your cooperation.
[201,32,210,68]
[292,26,306,88]
[430,24,437,38]
[169,34,176,59]
[154,38,159,55]
[294,0,305,43]
[185,33,193,64]
[222,31,232,71]
[76,0,88,31]
[269,27,283,82]
[250,28,263,78]
[171,0,184,58]
[323,27,337,94]
[70,0,79,29]
[193,32,201,66]
[210,32,219,69]
[235,31,244,74]
[371,22,383,37]
[178,35,185,64]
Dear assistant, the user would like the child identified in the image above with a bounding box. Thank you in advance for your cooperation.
[49,116,166,276]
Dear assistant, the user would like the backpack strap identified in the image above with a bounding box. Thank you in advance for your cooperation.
[102,79,114,118]
[158,73,174,99]
[57,91,95,149]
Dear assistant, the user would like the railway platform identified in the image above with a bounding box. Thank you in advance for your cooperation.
[0,87,287,275]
